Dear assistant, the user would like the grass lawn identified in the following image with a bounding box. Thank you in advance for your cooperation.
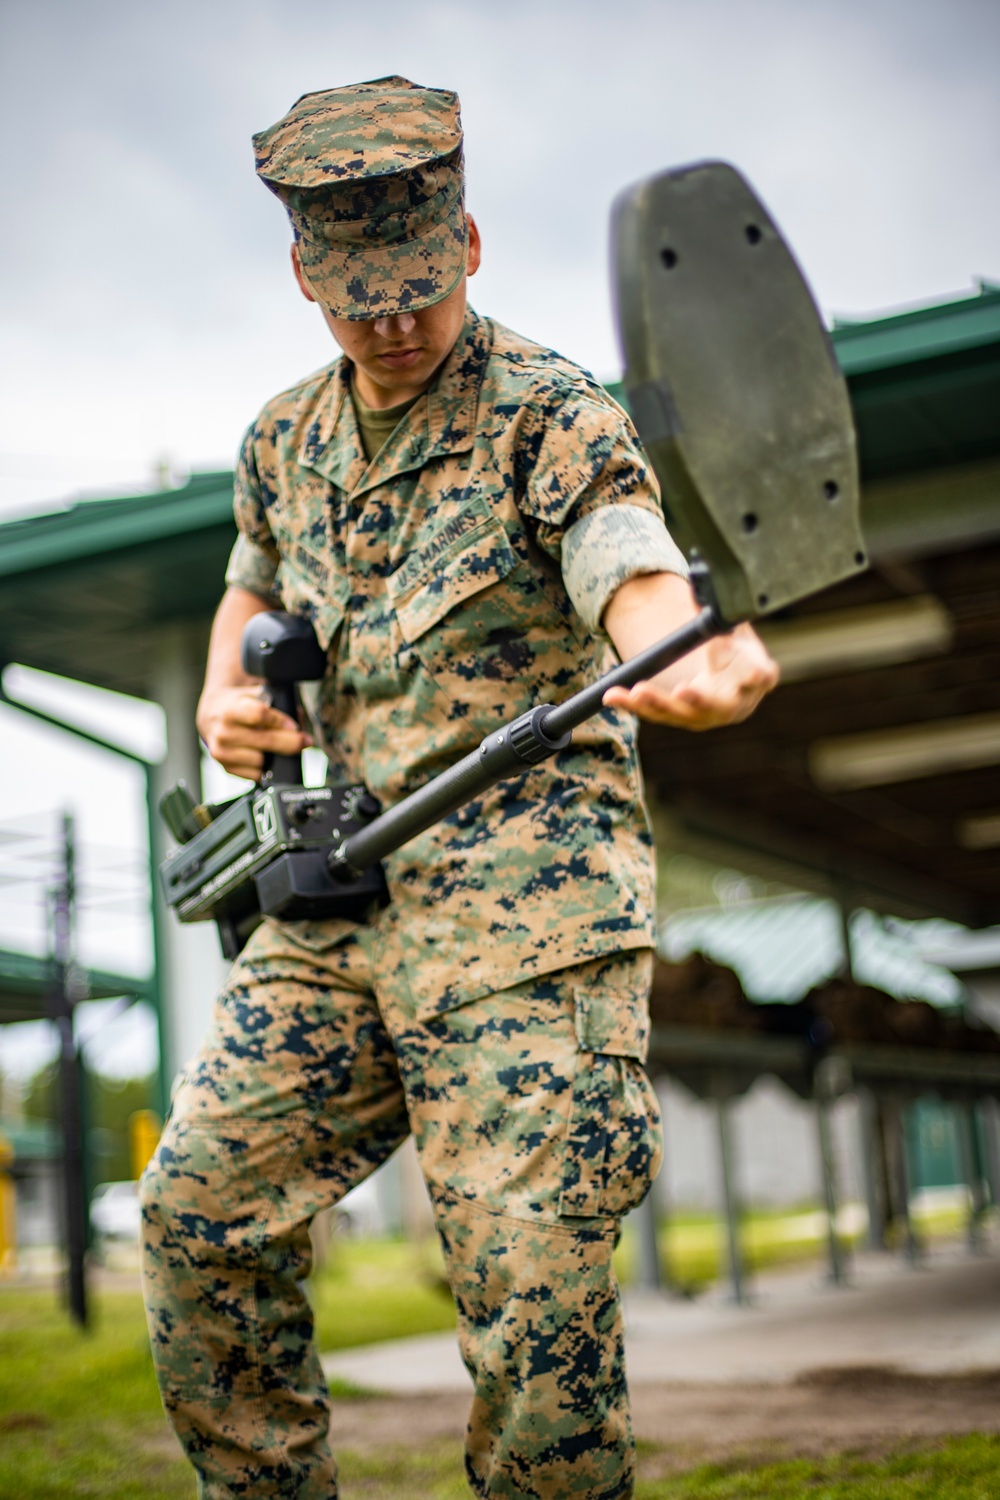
[333,1436,1000,1497]
[615,1200,972,1291]
[0,1213,993,1498]
[311,1234,456,1350]
[0,1285,194,1499]
[0,1283,996,1500]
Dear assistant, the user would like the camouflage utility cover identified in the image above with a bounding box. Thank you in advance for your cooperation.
[227,308,687,1016]
[254,76,467,319]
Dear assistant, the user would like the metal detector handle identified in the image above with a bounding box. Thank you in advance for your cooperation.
[261,681,304,787]
[331,603,723,878]
[241,612,328,789]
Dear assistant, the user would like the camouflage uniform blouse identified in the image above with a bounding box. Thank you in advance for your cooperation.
[226,308,688,1018]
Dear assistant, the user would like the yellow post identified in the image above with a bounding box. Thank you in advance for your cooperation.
[0,1134,16,1277]
[129,1110,161,1181]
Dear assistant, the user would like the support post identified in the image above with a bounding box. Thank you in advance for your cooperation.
[982,1097,1000,1212]
[148,625,227,1084]
[815,1057,848,1285]
[956,1099,987,1252]
[51,811,87,1328]
[884,1095,919,1263]
[0,1134,16,1276]
[714,1087,746,1304]
[858,1086,888,1251]
[630,1191,662,1293]
[836,894,855,981]
[143,765,171,1122]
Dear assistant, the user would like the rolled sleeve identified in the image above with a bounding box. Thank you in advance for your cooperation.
[226,419,281,598]
[562,504,690,631]
[516,387,688,632]
[224,533,280,598]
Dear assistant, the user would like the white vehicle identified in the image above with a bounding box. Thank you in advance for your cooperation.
[90,1180,141,1243]
[335,1175,384,1237]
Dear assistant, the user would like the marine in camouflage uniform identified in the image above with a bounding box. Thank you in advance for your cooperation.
[140,77,775,1500]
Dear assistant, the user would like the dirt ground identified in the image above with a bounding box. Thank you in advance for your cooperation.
[329,1367,1000,1469]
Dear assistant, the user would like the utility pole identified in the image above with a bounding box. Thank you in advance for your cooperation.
[51,811,87,1328]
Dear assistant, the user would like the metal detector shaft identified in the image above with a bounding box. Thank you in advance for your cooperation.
[539,605,718,739]
[332,605,722,878]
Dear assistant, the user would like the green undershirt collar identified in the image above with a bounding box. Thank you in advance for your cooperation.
[350,380,421,465]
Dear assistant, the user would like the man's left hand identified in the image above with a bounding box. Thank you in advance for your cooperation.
[602,571,779,730]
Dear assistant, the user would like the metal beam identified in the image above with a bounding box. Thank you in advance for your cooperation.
[863,458,1000,562]
[657,794,985,926]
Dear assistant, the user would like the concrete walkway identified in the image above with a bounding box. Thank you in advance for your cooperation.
[322,1244,1000,1393]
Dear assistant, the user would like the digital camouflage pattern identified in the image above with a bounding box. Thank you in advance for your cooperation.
[143,300,687,1496]
[225,306,686,1017]
[254,77,468,319]
[141,914,660,1499]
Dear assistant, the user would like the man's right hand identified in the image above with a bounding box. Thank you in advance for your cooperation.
[196,683,313,783]
[197,585,316,782]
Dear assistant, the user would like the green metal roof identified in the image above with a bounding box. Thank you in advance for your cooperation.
[840,288,1000,482]
[0,475,238,695]
[0,286,996,700]
[831,285,1000,376]
[0,471,234,581]
[0,1115,59,1162]
[0,947,153,1025]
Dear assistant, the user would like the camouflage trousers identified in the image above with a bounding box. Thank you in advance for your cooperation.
[140,909,660,1500]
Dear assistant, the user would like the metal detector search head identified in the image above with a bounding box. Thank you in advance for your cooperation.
[611,161,866,624]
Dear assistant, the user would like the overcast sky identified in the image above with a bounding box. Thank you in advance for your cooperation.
[1,0,998,517]
[0,0,997,1078]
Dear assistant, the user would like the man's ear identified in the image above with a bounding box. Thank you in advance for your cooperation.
[290,243,317,303]
[467,214,482,278]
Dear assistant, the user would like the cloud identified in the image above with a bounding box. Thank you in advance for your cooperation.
[0,0,997,511]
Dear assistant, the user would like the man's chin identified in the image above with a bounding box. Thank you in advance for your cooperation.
[362,358,440,401]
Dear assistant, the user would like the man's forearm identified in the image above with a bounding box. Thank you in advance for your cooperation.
[603,571,701,674]
[602,570,779,729]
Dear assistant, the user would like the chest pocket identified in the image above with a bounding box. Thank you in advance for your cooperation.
[388,511,518,645]
[388,511,550,725]
[276,541,351,653]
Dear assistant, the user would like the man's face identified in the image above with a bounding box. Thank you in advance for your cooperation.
[292,216,481,410]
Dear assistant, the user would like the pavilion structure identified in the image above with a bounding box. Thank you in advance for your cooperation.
[1,285,998,1290]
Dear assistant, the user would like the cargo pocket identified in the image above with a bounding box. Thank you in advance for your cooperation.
[559,971,662,1219]
[233,915,360,978]
[269,917,359,952]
